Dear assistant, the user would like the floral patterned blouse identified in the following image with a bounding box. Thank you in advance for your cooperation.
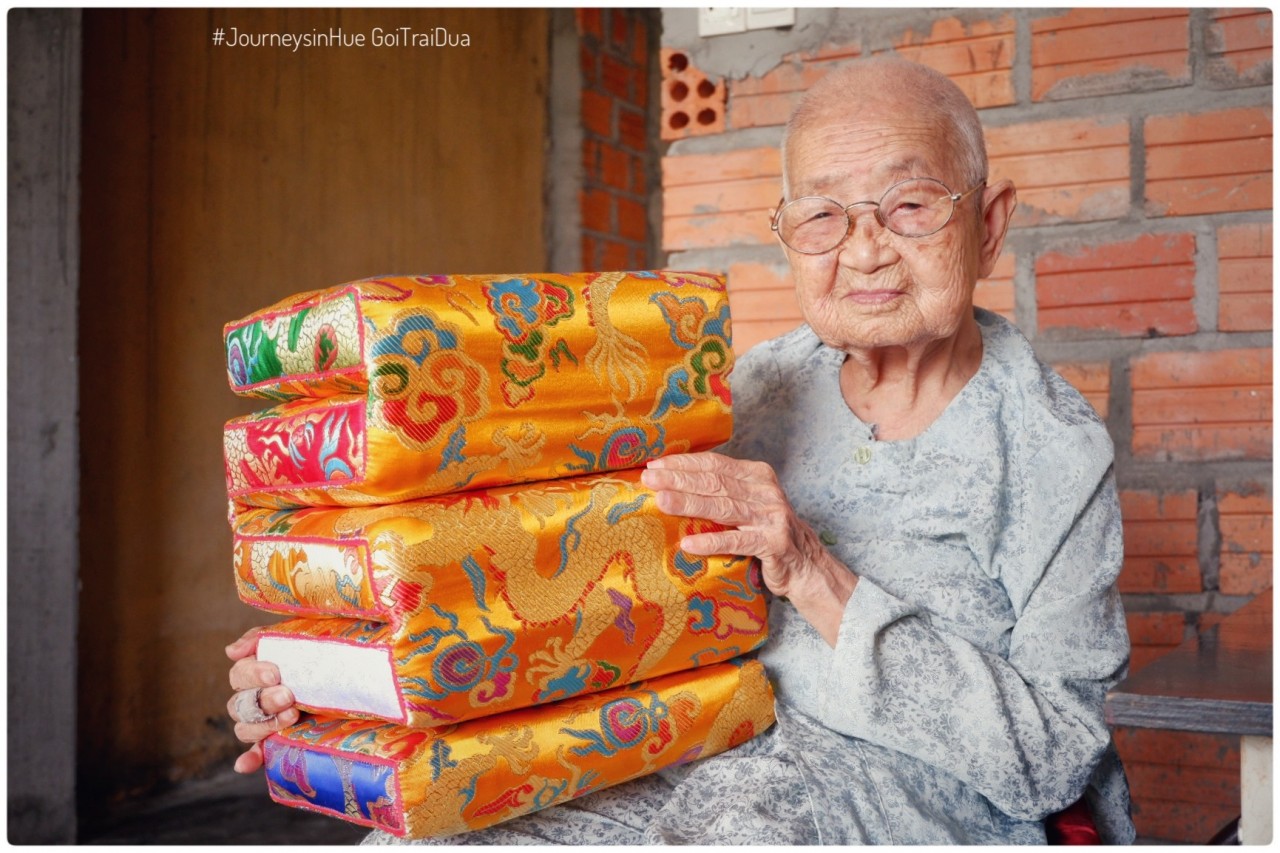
[365,308,1136,846]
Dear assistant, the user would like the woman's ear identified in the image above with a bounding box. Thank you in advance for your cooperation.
[977,179,1017,280]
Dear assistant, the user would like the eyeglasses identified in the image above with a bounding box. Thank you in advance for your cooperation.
[770,178,986,254]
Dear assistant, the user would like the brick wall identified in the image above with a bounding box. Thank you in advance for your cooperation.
[577,9,658,270]
[658,8,1271,844]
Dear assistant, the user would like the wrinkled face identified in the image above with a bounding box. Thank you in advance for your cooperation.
[782,105,987,353]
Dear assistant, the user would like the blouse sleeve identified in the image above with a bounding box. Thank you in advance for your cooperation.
[815,430,1130,821]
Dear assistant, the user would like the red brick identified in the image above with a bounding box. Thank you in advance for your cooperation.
[630,155,646,196]
[1127,611,1186,646]
[576,8,602,40]
[665,177,779,217]
[616,197,648,242]
[1130,798,1240,844]
[662,211,774,252]
[1031,10,1190,101]
[1120,556,1203,594]
[662,149,782,251]
[1130,644,1178,674]
[581,234,598,268]
[1219,551,1271,595]
[974,252,1016,321]
[1141,800,1244,844]
[730,60,836,97]
[663,148,781,187]
[1132,347,1273,387]
[580,44,598,88]
[1035,233,1197,337]
[661,49,725,140]
[618,106,647,153]
[581,89,613,139]
[1125,761,1241,807]
[631,16,648,66]
[1113,726,1241,769]
[728,261,791,292]
[1118,488,1201,594]
[1131,348,1272,462]
[890,15,1017,108]
[1218,505,1272,544]
[582,139,600,176]
[580,189,612,232]
[599,143,629,191]
[1219,486,1272,596]
[633,63,649,110]
[1206,9,1273,84]
[728,53,858,130]
[1218,223,1272,332]
[730,91,803,130]
[601,53,632,101]
[1120,489,1198,520]
[729,288,802,323]
[733,318,805,353]
[1197,610,1233,633]
[609,10,630,53]
[599,237,629,270]
[792,42,863,63]
[1145,107,1273,217]
[1054,361,1110,418]
[987,117,1130,225]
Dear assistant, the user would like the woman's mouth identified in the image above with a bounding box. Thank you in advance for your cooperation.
[845,289,904,305]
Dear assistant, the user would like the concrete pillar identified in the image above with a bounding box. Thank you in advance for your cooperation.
[7,7,81,843]
[1241,735,1272,845]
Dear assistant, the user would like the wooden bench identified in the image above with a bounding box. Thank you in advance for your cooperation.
[1105,587,1272,844]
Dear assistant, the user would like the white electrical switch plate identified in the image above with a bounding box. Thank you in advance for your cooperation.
[698,8,747,37]
[746,8,796,29]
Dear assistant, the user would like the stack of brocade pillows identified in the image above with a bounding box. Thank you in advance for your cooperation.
[221,271,774,838]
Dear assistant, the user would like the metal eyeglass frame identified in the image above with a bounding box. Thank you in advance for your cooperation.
[769,178,987,254]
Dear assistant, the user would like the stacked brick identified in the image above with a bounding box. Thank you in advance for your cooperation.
[657,8,1272,844]
[577,9,655,271]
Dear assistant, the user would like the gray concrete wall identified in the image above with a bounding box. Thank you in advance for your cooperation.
[7,7,81,843]
[546,8,584,272]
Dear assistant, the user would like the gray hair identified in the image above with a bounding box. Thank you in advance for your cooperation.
[781,57,988,198]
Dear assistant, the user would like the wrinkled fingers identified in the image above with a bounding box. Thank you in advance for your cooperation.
[225,625,266,661]
[227,684,294,723]
[228,656,281,692]
[228,684,299,743]
[234,743,266,775]
[641,464,776,504]
[678,527,773,557]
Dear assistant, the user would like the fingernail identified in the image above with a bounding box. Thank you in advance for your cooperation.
[280,708,299,725]
[260,667,279,685]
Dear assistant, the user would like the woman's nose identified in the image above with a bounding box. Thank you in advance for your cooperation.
[836,208,899,273]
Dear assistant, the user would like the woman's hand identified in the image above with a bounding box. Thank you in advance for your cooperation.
[225,625,300,773]
[641,452,857,647]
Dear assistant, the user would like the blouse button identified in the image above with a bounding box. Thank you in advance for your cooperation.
[819,530,837,546]
[854,445,872,465]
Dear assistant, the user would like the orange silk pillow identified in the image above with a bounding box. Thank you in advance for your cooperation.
[262,659,775,839]
[236,469,768,726]
[223,272,733,507]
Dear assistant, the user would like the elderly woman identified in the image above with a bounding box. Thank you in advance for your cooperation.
[227,57,1135,844]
